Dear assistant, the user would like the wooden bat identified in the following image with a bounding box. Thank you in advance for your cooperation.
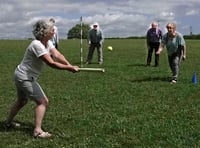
[78,68,105,72]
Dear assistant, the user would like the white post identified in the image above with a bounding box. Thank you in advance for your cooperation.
[80,16,83,67]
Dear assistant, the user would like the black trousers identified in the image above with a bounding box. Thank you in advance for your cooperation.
[147,42,160,66]
[86,43,103,63]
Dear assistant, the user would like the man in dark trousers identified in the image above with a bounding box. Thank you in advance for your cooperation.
[86,22,104,65]
[146,21,163,67]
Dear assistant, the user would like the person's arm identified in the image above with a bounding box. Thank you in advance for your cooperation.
[100,30,104,45]
[182,45,186,60]
[146,30,150,49]
[50,48,71,65]
[156,43,165,54]
[87,30,91,45]
[40,50,79,72]
[180,35,186,60]
[56,27,59,44]
[156,33,167,54]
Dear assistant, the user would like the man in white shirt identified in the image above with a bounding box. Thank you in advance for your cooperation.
[49,18,59,49]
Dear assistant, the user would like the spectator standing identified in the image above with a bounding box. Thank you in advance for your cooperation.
[86,22,104,65]
[146,21,163,67]
[49,18,59,49]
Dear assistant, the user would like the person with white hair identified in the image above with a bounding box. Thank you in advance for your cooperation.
[49,18,59,49]
[86,22,104,65]
[146,21,163,67]
[5,19,79,138]
[156,22,186,84]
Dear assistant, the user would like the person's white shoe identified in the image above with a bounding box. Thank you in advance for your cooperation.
[170,79,177,84]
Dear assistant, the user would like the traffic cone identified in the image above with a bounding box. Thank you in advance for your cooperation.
[192,72,198,84]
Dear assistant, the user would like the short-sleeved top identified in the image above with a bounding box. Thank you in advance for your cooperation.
[15,40,54,80]
[162,32,185,56]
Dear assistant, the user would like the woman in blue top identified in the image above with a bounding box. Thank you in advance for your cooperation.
[156,22,186,84]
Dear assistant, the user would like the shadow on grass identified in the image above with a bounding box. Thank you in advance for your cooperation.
[128,76,171,83]
[73,61,104,66]
[127,63,146,67]
[0,120,34,136]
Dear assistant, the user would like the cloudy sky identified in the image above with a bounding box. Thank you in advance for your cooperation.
[1,0,200,39]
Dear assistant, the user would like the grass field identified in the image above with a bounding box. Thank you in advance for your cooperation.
[0,39,200,147]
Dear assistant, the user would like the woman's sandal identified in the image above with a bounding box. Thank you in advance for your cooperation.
[33,131,52,138]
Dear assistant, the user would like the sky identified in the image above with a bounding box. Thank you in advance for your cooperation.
[1,0,200,39]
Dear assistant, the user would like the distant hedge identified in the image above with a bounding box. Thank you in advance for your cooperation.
[105,34,200,40]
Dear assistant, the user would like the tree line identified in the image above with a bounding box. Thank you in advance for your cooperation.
[67,23,200,39]
[67,23,90,39]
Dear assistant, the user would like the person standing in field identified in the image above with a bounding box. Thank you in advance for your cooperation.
[156,22,186,84]
[86,22,104,65]
[49,18,59,49]
[5,19,79,138]
[146,21,163,67]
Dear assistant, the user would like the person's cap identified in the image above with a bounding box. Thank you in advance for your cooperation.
[93,22,98,27]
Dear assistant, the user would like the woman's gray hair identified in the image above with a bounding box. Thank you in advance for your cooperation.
[166,22,176,30]
[32,20,54,40]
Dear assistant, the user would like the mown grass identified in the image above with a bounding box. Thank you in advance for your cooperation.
[0,39,200,147]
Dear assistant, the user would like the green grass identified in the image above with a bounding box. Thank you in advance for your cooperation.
[0,39,200,147]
